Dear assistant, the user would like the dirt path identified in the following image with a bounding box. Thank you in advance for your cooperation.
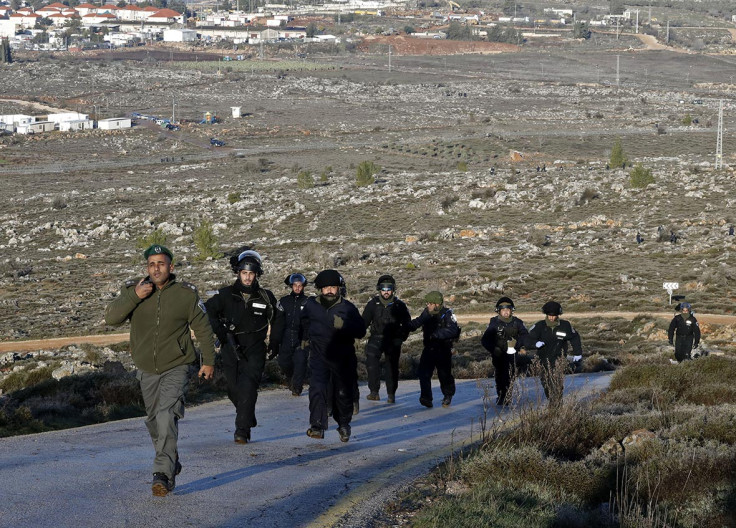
[3,312,734,353]
[0,97,73,115]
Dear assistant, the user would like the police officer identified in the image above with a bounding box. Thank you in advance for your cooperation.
[278,273,310,396]
[526,301,582,407]
[409,291,460,408]
[205,250,284,444]
[300,269,365,442]
[105,245,216,496]
[481,297,528,406]
[668,302,700,362]
[362,275,411,404]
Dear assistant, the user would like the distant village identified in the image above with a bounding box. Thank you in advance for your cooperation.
[0,0,688,52]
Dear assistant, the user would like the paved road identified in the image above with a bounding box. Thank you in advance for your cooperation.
[0,375,611,528]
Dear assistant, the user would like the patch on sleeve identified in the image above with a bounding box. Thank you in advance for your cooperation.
[125,279,138,287]
[276,300,284,312]
[451,313,458,323]
[198,300,207,314]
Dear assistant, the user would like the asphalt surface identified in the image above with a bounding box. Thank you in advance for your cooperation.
[0,374,612,528]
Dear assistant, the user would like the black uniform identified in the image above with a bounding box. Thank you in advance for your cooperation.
[278,290,310,394]
[481,315,528,404]
[668,313,700,362]
[526,319,582,405]
[301,295,366,433]
[409,307,460,405]
[362,295,411,398]
[205,280,285,438]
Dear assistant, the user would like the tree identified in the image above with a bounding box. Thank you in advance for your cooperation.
[609,137,628,169]
[297,170,314,189]
[356,161,379,187]
[306,22,318,38]
[1,38,12,64]
[404,25,415,34]
[193,220,222,261]
[572,21,591,39]
[629,164,654,188]
[446,21,475,41]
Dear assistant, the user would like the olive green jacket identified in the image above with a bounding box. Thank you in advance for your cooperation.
[104,275,216,374]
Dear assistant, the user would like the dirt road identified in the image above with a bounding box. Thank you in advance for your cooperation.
[2,312,734,353]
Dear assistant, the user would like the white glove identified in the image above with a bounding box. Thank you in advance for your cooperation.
[535,341,545,348]
[506,347,516,355]
[573,355,582,362]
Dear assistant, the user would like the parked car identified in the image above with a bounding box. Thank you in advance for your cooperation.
[165,123,180,131]
[210,138,225,147]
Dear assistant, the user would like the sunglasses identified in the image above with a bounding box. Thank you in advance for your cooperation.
[380,286,394,292]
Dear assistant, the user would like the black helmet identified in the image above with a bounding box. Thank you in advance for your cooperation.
[284,273,307,287]
[314,269,344,289]
[230,249,263,276]
[542,301,563,316]
[376,274,396,291]
[495,296,515,313]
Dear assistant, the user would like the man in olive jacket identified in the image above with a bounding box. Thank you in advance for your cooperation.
[105,245,215,497]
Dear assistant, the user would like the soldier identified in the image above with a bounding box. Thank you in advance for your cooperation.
[205,250,284,444]
[105,245,215,496]
[481,296,528,406]
[301,269,365,442]
[526,301,582,407]
[362,275,411,404]
[278,273,310,396]
[668,302,700,362]
[409,291,460,408]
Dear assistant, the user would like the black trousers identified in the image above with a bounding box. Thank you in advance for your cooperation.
[674,335,695,362]
[277,342,309,393]
[491,352,515,402]
[539,356,565,407]
[222,342,266,434]
[308,352,357,430]
[418,346,455,402]
[365,337,402,396]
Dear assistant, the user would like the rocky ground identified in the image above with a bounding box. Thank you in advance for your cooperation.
[1,46,735,387]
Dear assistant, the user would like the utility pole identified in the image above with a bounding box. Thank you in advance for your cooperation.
[172,96,176,123]
[388,45,391,72]
[666,20,670,44]
[635,10,639,33]
[616,55,620,87]
[716,99,723,170]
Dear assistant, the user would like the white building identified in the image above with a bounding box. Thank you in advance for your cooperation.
[163,28,197,42]
[97,117,132,130]
[17,121,55,134]
[0,18,19,38]
[0,114,35,130]
[47,112,89,125]
[59,119,94,132]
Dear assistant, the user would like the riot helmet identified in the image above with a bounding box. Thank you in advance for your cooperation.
[284,273,308,287]
[230,249,263,276]
[495,296,515,313]
[542,301,563,316]
[376,274,396,292]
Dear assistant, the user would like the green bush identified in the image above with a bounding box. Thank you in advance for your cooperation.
[682,113,692,126]
[457,161,468,172]
[297,170,314,189]
[135,229,168,253]
[609,137,628,169]
[227,192,241,204]
[193,220,222,261]
[629,164,654,188]
[356,160,380,187]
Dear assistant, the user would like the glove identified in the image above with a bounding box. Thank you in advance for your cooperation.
[573,355,582,362]
[506,346,516,355]
[333,315,344,329]
[300,340,309,350]
[535,341,545,348]
[267,343,279,360]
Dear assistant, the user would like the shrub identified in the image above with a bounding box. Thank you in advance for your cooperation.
[457,161,468,172]
[193,220,222,261]
[356,160,379,187]
[609,138,628,169]
[629,164,654,188]
[135,229,167,253]
[682,113,693,126]
[52,196,67,209]
[227,192,241,204]
[297,170,314,189]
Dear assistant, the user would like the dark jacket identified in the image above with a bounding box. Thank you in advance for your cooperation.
[300,296,366,360]
[668,314,700,347]
[481,316,528,358]
[409,306,460,352]
[105,275,216,374]
[362,295,411,345]
[526,319,582,363]
[205,280,285,354]
[279,291,309,351]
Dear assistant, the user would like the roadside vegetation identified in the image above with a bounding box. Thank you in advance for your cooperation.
[389,355,736,527]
